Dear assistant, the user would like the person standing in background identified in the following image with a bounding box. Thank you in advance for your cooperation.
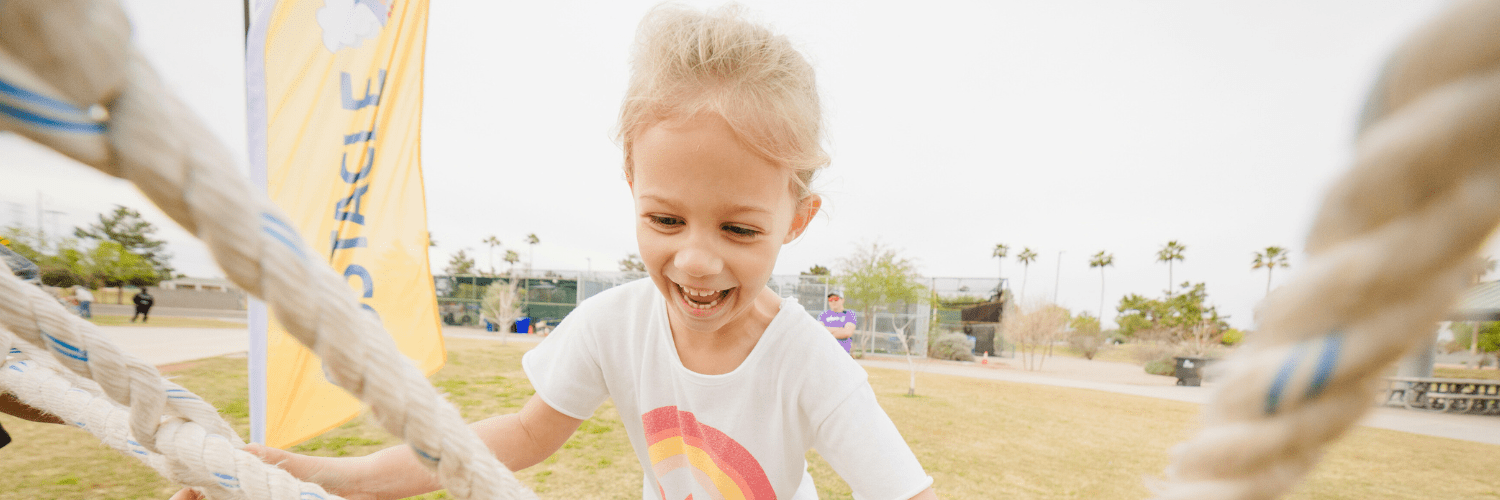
[131,287,155,323]
[73,286,93,319]
[819,292,856,355]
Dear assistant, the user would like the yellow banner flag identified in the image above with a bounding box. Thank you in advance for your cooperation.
[246,0,443,448]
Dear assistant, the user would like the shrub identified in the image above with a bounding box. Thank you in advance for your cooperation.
[1144,359,1175,376]
[1068,330,1107,360]
[1221,328,1245,346]
[929,332,976,362]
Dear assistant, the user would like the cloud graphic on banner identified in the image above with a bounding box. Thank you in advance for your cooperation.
[316,0,389,53]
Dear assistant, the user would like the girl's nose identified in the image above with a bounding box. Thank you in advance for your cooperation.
[674,243,724,278]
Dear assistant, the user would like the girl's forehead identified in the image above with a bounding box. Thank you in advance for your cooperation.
[630,115,799,208]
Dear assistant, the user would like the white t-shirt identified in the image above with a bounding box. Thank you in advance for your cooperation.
[75,288,93,302]
[523,279,933,500]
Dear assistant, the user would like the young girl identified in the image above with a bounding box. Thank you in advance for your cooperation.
[181,6,937,499]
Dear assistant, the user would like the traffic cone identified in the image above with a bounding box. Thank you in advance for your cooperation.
[982,351,989,365]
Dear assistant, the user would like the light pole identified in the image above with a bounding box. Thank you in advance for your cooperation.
[1053,251,1064,304]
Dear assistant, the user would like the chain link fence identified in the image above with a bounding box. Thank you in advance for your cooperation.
[436,272,1012,357]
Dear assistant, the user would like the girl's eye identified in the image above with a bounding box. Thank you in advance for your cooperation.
[723,224,761,237]
[649,215,683,227]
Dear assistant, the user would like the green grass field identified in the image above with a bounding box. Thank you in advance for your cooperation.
[2,338,1497,499]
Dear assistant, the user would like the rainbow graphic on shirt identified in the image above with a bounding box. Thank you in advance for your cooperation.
[643,406,776,500]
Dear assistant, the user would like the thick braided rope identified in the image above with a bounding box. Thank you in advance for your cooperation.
[0,261,241,452]
[0,1,532,498]
[2,326,341,500]
[1157,2,1500,499]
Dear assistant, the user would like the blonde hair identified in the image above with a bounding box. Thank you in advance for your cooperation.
[617,4,827,200]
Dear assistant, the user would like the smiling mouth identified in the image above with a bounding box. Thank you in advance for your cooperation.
[676,283,732,310]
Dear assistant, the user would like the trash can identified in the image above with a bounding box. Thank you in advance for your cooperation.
[484,320,496,332]
[1174,356,1208,386]
[513,317,531,334]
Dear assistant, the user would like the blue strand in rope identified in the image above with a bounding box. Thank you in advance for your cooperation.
[1306,332,1343,400]
[1265,342,1309,415]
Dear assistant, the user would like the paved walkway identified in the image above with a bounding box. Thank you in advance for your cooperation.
[86,324,1499,446]
[857,354,1500,446]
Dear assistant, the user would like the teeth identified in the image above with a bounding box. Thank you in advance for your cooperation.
[679,284,723,297]
[677,283,727,310]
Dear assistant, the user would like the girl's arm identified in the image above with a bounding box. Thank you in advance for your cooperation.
[352,395,584,498]
[910,487,939,499]
[171,395,582,500]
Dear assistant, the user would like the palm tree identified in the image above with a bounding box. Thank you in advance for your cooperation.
[1089,251,1114,323]
[992,243,1009,289]
[1015,247,1038,298]
[1156,240,1186,296]
[482,235,501,275]
[1252,246,1291,297]
[525,233,540,274]
[503,249,520,276]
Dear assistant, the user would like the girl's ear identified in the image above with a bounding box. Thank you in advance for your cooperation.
[784,194,822,243]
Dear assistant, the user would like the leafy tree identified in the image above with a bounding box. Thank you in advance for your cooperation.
[4,226,155,287]
[1453,322,1500,369]
[74,205,174,281]
[1252,246,1291,297]
[837,241,925,352]
[991,243,1009,283]
[1157,240,1186,296]
[482,235,502,276]
[1,226,45,263]
[1115,282,1227,347]
[801,264,830,276]
[619,253,646,273]
[445,249,476,276]
[1089,251,1114,322]
[81,241,157,287]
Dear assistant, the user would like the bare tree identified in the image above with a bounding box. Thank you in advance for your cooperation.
[481,281,523,345]
[1002,300,1069,371]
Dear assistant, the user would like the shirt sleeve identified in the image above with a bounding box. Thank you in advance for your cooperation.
[521,311,609,420]
[812,383,932,500]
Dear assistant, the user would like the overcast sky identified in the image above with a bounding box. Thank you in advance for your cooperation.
[0,1,1467,329]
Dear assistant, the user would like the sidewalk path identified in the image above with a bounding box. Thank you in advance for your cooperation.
[858,355,1500,446]
[99,325,251,367]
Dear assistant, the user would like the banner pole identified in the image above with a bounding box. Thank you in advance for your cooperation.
[244,0,272,445]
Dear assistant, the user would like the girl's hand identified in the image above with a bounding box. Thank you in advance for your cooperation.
[168,444,375,500]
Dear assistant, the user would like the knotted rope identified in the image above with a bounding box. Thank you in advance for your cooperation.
[1,319,338,499]
[1158,1,1500,498]
[0,0,532,498]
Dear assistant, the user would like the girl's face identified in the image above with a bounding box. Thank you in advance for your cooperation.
[629,113,819,337]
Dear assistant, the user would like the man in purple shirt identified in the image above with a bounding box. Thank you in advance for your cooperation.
[819,292,856,354]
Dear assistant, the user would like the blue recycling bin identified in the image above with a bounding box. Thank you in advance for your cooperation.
[514,317,531,334]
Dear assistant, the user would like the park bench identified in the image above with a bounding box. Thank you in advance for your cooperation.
[1384,376,1500,415]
